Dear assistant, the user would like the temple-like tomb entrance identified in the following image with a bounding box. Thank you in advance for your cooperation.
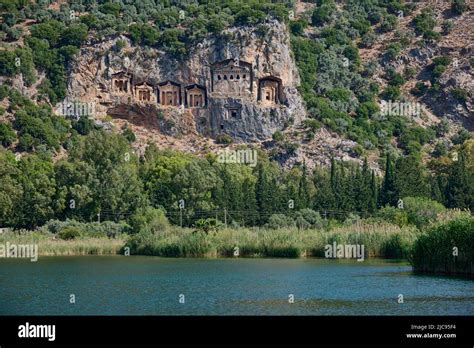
[158,81,181,107]
[185,84,206,108]
[111,71,132,94]
[224,101,242,119]
[258,76,282,106]
[134,82,156,103]
[211,59,252,97]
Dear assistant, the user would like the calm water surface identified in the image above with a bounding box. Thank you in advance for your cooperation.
[0,256,472,315]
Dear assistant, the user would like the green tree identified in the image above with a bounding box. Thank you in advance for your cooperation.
[379,154,397,207]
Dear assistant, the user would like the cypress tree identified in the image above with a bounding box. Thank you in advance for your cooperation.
[369,170,377,213]
[297,161,310,209]
[379,154,397,207]
[445,152,472,210]
[241,177,257,226]
[255,162,273,224]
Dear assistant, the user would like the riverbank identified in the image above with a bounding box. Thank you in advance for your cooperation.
[124,223,419,259]
[1,222,419,259]
[1,217,472,277]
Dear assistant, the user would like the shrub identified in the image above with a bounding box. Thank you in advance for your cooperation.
[442,20,454,35]
[380,86,400,100]
[216,134,233,144]
[303,119,320,132]
[312,1,336,26]
[122,126,136,143]
[380,14,398,33]
[58,226,81,240]
[411,217,474,275]
[376,206,408,226]
[193,218,222,234]
[0,122,15,147]
[272,130,284,142]
[41,219,130,238]
[451,88,469,102]
[385,42,401,61]
[295,209,325,229]
[412,8,436,37]
[411,81,428,96]
[451,0,467,15]
[266,214,294,229]
[402,196,446,228]
[129,207,169,235]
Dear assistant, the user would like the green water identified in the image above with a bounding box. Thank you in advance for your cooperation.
[0,256,472,315]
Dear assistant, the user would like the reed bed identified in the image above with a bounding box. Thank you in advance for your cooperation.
[411,217,474,276]
[0,232,124,256]
[124,222,420,259]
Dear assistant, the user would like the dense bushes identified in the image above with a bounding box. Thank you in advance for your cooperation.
[40,219,131,239]
[411,217,474,275]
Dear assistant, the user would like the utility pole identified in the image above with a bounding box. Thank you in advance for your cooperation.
[224,208,227,229]
[97,211,101,223]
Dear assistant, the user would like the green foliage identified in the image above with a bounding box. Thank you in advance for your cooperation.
[385,42,401,61]
[266,214,295,229]
[194,218,222,234]
[272,130,284,142]
[312,0,336,26]
[122,125,136,143]
[380,86,400,100]
[0,122,15,147]
[129,207,169,235]
[402,196,445,228]
[451,0,467,15]
[451,88,469,102]
[412,217,474,275]
[99,2,121,17]
[411,81,428,96]
[380,14,398,33]
[58,226,81,240]
[0,50,19,76]
[215,134,233,144]
[376,206,408,226]
[412,8,437,38]
[41,219,130,238]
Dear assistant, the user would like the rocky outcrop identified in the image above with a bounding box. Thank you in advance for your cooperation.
[65,19,306,142]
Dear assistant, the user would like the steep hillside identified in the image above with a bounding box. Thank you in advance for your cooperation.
[0,0,473,169]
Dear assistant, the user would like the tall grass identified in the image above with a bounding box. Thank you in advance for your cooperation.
[124,222,419,259]
[411,217,474,276]
[0,231,124,256]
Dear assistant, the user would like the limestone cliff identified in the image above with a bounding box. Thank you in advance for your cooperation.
[65,19,306,142]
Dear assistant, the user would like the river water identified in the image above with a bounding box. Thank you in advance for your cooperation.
[0,256,472,315]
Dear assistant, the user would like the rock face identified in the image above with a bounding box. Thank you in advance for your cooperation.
[65,19,306,142]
